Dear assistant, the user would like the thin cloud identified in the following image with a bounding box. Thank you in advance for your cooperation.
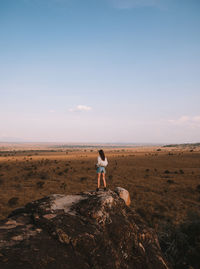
[69,105,92,112]
[168,116,200,126]
[108,0,164,9]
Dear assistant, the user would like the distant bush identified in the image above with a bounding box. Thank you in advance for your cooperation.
[80,177,87,182]
[164,170,170,174]
[39,172,49,180]
[60,182,67,190]
[26,171,35,178]
[14,183,21,190]
[167,179,175,184]
[36,181,45,188]
[179,169,184,174]
[108,175,113,181]
[8,197,19,207]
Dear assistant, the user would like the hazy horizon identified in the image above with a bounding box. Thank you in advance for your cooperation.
[1,0,200,143]
[0,137,199,146]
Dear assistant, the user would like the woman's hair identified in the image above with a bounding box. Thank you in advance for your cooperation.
[99,149,105,161]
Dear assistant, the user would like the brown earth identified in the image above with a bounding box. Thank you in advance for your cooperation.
[0,145,200,268]
[1,146,200,230]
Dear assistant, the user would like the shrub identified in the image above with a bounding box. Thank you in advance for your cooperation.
[80,177,87,182]
[8,197,19,207]
[40,172,48,180]
[164,170,170,174]
[36,181,45,188]
[26,171,35,178]
[167,179,175,184]
[60,182,67,190]
[108,175,113,181]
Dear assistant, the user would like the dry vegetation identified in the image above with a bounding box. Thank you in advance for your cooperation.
[0,145,200,268]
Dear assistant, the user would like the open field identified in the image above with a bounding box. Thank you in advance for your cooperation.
[1,144,200,267]
[0,145,200,229]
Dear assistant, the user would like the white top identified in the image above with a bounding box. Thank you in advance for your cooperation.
[97,156,108,167]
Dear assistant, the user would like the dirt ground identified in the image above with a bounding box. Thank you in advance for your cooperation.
[0,145,200,232]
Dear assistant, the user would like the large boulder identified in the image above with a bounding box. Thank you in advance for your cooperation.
[0,188,170,269]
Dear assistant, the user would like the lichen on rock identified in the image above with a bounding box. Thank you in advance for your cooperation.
[0,187,171,269]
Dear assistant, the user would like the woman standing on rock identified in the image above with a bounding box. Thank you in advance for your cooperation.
[96,149,108,192]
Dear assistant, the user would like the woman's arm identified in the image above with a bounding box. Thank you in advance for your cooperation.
[97,156,101,167]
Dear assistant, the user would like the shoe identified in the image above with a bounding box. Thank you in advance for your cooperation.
[96,188,99,192]
[104,187,106,191]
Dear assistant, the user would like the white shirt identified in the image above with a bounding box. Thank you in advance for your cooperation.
[97,156,108,167]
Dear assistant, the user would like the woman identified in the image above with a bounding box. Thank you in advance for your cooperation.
[96,149,108,192]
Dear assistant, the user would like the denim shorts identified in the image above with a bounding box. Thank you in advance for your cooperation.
[96,166,106,174]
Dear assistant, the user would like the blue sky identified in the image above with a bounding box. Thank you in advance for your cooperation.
[0,0,200,143]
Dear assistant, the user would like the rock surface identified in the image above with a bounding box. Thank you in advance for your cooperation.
[115,187,131,206]
[0,188,170,269]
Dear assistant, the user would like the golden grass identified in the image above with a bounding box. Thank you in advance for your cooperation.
[1,147,200,232]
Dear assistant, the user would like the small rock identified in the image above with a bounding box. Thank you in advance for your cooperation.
[115,187,131,206]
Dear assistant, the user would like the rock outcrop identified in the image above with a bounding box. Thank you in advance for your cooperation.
[0,188,170,269]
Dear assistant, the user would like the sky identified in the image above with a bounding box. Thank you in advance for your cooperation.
[0,0,200,143]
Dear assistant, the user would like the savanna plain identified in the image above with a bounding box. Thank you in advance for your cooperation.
[0,144,200,268]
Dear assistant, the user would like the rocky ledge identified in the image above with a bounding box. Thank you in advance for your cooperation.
[0,188,170,269]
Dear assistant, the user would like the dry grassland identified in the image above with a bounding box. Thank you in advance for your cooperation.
[0,146,200,233]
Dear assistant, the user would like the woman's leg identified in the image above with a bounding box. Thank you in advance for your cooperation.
[102,173,106,188]
[97,173,101,189]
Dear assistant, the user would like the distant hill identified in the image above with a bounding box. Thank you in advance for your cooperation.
[0,137,27,143]
[164,143,200,147]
